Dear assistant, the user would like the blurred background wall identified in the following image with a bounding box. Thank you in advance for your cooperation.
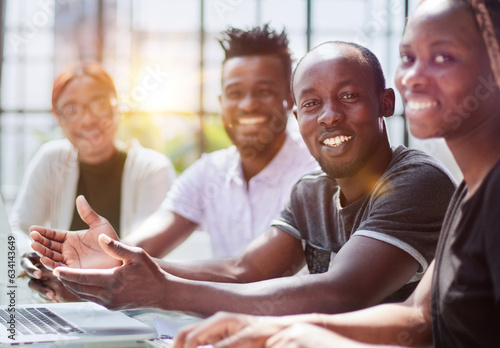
[0,0,461,210]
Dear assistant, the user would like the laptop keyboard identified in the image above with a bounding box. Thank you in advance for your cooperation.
[0,307,83,335]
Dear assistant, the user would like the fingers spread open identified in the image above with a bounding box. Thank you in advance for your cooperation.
[29,226,68,243]
[31,243,64,265]
[30,231,64,254]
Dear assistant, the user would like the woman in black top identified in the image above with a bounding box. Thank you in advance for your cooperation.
[16,62,174,303]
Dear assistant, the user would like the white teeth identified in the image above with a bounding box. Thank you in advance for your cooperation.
[238,116,267,125]
[323,135,352,148]
[407,101,438,110]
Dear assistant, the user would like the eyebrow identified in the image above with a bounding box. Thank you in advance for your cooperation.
[297,79,359,99]
[336,79,358,88]
[400,39,458,50]
[296,87,317,100]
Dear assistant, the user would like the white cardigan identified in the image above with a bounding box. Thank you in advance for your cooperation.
[10,139,175,252]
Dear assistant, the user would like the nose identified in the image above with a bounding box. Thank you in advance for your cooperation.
[80,106,100,125]
[399,59,430,90]
[238,92,259,113]
[318,101,343,126]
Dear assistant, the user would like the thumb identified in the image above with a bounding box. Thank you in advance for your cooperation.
[76,195,107,229]
[98,234,143,265]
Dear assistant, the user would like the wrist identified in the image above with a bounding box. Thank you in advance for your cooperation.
[153,270,175,310]
[287,313,329,328]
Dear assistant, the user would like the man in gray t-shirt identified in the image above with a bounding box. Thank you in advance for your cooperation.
[31,41,456,317]
[273,146,455,302]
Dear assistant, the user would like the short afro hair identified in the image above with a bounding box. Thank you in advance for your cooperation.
[219,24,292,90]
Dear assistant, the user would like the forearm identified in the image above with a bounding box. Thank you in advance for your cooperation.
[282,303,432,347]
[129,229,179,258]
[154,227,305,284]
[155,258,244,283]
[157,272,375,317]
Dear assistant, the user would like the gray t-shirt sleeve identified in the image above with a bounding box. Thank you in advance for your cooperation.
[271,190,302,239]
[271,171,334,241]
[354,160,456,275]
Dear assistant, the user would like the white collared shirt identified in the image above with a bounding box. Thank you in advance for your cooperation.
[163,132,319,258]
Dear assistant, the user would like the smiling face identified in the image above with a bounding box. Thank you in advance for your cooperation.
[395,0,499,140]
[54,75,119,163]
[220,55,291,159]
[293,44,394,179]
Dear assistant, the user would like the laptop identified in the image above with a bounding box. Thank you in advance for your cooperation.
[0,195,158,345]
[0,302,158,345]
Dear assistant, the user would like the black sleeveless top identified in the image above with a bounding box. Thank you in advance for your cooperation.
[70,147,127,237]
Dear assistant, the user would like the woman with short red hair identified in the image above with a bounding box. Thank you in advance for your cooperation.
[11,61,175,302]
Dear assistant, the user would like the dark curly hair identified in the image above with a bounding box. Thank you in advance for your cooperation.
[219,24,292,91]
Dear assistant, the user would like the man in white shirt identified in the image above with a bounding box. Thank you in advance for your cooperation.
[123,25,318,258]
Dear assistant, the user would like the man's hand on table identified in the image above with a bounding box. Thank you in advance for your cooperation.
[51,235,168,310]
[28,195,168,309]
[20,250,81,302]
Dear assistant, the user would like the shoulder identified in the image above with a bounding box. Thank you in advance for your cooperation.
[191,146,238,171]
[20,139,77,179]
[126,140,172,169]
[373,146,456,209]
[472,161,500,252]
[36,139,73,155]
[476,160,500,209]
[296,170,330,184]
[30,139,75,164]
[172,146,238,186]
[291,170,337,197]
[482,160,500,190]
[384,146,456,186]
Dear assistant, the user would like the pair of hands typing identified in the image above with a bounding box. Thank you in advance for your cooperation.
[172,312,354,348]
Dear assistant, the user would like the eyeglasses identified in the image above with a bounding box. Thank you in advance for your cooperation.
[56,97,117,123]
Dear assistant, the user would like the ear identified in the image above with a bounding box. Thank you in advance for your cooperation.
[284,92,294,112]
[381,88,396,117]
[52,110,63,127]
